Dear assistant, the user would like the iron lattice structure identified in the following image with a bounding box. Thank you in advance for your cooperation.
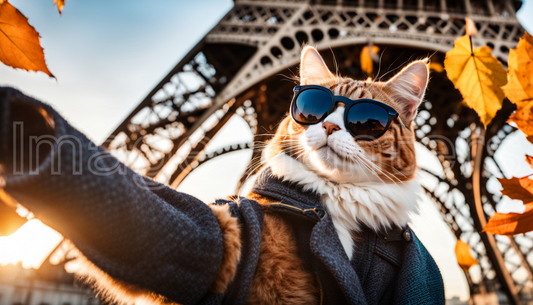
[101,0,530,303]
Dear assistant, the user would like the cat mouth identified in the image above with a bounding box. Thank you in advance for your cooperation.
[316,145,343,160]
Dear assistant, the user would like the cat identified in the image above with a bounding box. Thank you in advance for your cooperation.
[263,45,427,259]
[242,46,431,304]
[0,45,442,305]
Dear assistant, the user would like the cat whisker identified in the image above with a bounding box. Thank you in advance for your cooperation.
[358,154,403,185]
[350,152,396,184]
[353,154,392,186]
[372,47,387,84]
[239,155,268,192]
[361,155,409,180]
[362,160,401,185]
[351,156,372,182]
[373,160,409,179]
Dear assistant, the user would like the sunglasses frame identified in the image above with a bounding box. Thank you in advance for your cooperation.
[290,85,407,140]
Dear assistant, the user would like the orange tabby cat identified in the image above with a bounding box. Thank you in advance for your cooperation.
[261,45,427,259]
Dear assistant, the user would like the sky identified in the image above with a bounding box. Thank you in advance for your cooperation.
[1,0,533,302]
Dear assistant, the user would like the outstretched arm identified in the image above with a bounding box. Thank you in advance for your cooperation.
[0,87,241,304]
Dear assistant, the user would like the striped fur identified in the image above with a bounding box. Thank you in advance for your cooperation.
[247,195,319,305]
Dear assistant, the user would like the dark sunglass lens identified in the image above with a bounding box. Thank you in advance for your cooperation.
[346,103,389,139]
[293,89,332,124]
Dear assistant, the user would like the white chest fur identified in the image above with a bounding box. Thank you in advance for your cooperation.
[266,152,420,259]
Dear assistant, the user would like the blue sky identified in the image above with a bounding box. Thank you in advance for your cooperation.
[0,0,234,142]
[1,0,533,301]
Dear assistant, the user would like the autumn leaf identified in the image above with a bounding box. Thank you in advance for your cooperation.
[503,33,533,144]
[484,203,533,235]
[465,17,478,37]
[0,189,26,236]
[502,32,533,105]
[53,0,65,16]
[508,101,533,137]
[0,1,54,77]
[429,62,444,73]
[0,203,26,236]
[444,35,507,127]
[504,73,533,105]
[455,240,478,272]
[360,45,379,76]
[526,155,533,169]
[498,177,533,202]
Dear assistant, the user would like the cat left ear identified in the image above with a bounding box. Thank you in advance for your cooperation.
[300,45,335,85]
[383,59,429,123]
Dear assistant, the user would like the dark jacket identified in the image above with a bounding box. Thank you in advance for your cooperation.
[0,87,444,305]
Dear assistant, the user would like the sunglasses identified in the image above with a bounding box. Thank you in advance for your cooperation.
[290,85,407,140]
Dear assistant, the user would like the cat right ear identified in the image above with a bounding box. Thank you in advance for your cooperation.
[383,59,429,122]
[299,46,335,85]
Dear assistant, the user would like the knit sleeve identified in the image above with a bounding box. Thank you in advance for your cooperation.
[0,87,227,305]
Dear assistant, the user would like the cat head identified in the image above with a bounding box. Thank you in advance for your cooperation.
[265,46,429,184]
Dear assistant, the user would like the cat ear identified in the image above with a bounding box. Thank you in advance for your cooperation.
[383,59,429,122]
[300,46,335,85]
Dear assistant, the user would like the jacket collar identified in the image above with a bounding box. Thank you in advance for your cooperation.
[251,167,322,210]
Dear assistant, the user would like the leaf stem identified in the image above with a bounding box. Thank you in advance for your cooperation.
[468,35,474,56]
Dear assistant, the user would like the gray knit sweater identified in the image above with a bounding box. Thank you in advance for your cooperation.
[0,87,444,305]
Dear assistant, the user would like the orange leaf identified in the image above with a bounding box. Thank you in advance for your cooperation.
[455,240,478,272]
[53,0,65,16]
[526,155,533,169]
[519,176,533,191]
[429,62,444,73]
[502,32,533,105]
[444,35,507,127]
[508,101,533,136]
[0,1,54,77]
[0,189,26,236]
[360,45,379,76]
[498,177,533,202]
[483,203,533,235]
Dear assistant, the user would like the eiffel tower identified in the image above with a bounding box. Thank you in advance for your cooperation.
[101,0,529,303]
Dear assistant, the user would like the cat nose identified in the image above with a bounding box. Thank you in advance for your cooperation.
[322,121,340,135]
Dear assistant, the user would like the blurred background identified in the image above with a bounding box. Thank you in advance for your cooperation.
[1,0,533,304]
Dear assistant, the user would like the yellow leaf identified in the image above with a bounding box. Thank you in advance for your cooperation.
[504,71,532,105]
[502,32,533,105]
[444,35,507,127]
[508,101,533,137]
[455,240,478,272]
[465,17,478,37]
[0,1,54,77]
[360,45,379,76]
[53,0,65,16]
[429,62,444,72]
